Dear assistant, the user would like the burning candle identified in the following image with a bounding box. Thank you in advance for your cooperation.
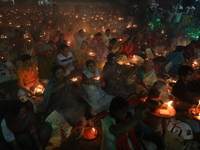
[118,39,122,42]
[125,63,130,66]
[161,30,164,34]
[133,24,137,27]
[118,61,124,65]
[167,101,173,107]
[91,127,96,133]
[93,77,100,81]
[71,78,78,82]
[88,52,96,57]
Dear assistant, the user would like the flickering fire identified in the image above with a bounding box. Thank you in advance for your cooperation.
[167,101,173,107]
[82,126,98,140]
[71,78,78,82]
[133,24,137,27]
[91,127,96,133]
[88,52,96,57]
[93,77,100,80]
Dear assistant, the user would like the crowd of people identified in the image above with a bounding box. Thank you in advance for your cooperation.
[0,2,200,150]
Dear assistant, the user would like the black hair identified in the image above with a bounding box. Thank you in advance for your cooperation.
[178,65,194,78]
[79,29,84,33]
[109,38,118,45]
[85,59,95,68]
[9,100,26,116]
[174,46,186,52]
[107,53,116,62]
[21,54,31,62]
[48,40,54,44]
[94,32,102,38]
[60,44,69,51]
[51,65,65,77]
[105,29,110,32]
[109,97,129,117]
[190,40,196,45]
[153,56,166,63]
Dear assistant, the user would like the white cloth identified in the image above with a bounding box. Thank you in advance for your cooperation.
[1,119,15,142]
[75,35,87,50]
[57,52,75,71]
[82,64,113,113]
[0,60,15,83]
[103,34,112,46]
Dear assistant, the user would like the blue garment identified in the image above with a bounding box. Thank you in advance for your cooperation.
[164,51,184,74]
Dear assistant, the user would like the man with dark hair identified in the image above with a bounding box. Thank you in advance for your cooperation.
[103,29,111,46]
[172,65,200,141]
[75,29,87,50]
[57,44,75,74]
[172,65,200,104]
[17,54,39,97]
[184,40,197,60]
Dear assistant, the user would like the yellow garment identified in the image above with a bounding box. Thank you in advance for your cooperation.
[74,48,94,69]
[17,63,39,89]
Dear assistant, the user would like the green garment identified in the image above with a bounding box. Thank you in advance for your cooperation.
[38,55,58,79]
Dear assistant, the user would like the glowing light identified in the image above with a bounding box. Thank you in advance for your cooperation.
[93,77,100,80]
[71,78,78,82]
[167,101,173,107]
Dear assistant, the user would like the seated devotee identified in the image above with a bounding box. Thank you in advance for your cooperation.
[184,40,197,61]
[74,41,94,69]
[153,56,167,79]
[103,29,112,47]
[44,65,91,126]
[57,44,76,75]
[101,97,165,150]
[163,46,186,74]
[172,65,200,142]
[82,60,114,114]
[21,39,38,62]
[17,54,40,97]
[48,40,58,55]
[56,33,65,53]
[0,100,52,150]
[172,65,200,104]
[0,55,18,99]
[90,32,107,61]
[143,81,198,149]
[108,38,123,54]
[137,60,157,90]
[35,31,49,57]
[38,45,58,85]
[120,38,134,56]
[75,29,87,50]
[102,53,135,99]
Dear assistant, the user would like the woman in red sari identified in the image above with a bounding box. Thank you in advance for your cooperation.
[121,38,135,56]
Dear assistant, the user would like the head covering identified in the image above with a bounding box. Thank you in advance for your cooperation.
[82,60,100,79]
[43,45,53,51]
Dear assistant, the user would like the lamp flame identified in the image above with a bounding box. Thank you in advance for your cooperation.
[167,101,173,107]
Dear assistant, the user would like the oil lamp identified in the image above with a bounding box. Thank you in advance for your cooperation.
[34,85,44,96]
[82,126,98,140]
[71,78,78,82]
[88,52,96,57]
[93,77,100,81]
